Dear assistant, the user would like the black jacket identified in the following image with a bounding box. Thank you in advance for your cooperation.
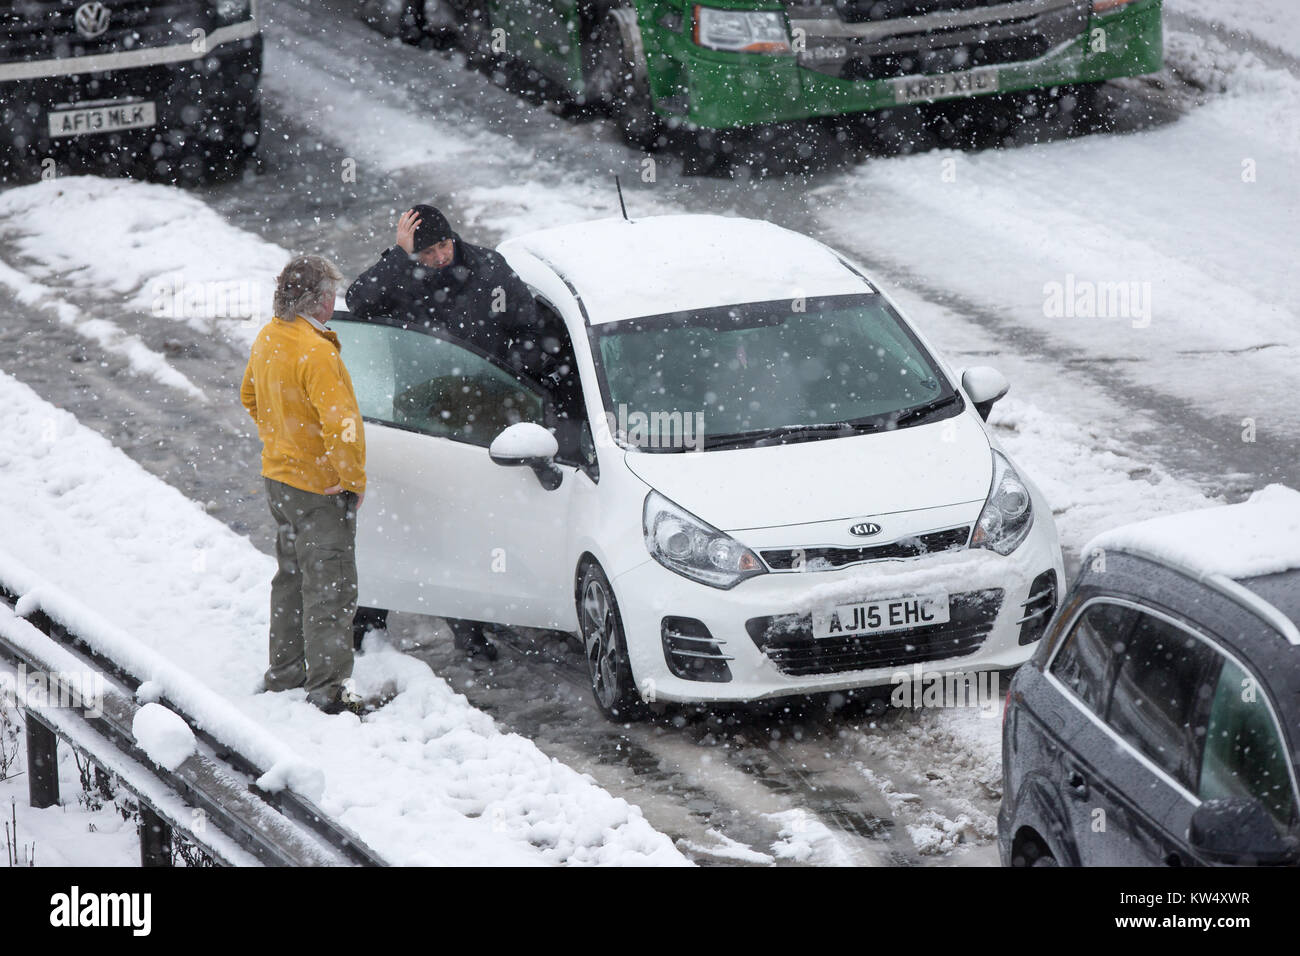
[345,236,545,378]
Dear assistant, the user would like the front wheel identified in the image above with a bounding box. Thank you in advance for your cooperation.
[578,563,646,722]
[358,0,425,43]
[457,0,497,70]
[589,11,663,151]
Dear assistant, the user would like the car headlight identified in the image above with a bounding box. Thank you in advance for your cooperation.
[644,491,766,589]
[693,6,792,54]
[971,451,1034,555]
[214,0,252,25]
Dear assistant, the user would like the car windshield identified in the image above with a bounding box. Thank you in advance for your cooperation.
[591,294,957,452]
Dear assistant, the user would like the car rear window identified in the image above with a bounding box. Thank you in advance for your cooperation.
[1107,612,1221,791]
[1201,657,1298,828]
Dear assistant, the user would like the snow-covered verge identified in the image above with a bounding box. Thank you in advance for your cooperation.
[0,370,687,865]
[0,176,284,349]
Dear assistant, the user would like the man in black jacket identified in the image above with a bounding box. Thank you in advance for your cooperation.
[346,204,547,662]
[346,204,544,376]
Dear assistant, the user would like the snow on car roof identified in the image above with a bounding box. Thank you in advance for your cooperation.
[500,214,873,323]
[1084,484,1300,583]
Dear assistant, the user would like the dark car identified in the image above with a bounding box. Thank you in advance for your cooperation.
[999,493,1300,866]
[0,0,262,182]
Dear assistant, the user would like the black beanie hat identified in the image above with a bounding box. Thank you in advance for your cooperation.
[410,204,453,251]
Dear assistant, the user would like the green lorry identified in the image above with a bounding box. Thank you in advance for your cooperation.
[359,0,1162,148]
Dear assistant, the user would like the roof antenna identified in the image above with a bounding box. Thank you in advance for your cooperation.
[614,175,629,222]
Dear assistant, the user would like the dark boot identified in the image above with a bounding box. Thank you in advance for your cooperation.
[352,606,389,651]
[448,619,499,661]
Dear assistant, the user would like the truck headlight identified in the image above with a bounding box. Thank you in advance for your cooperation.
[214,0,252,25]
[971,451,1035,556]
[693,6,791,54]
[644,491,766,589]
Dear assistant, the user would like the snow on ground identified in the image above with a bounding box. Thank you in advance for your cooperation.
[0,176,284,347]
[811,37,1300,437]
[0,679,139,867]
[260,5,710,239]
[1167,0,1300,60]
[0,370,686,866]
[767,808,857,865]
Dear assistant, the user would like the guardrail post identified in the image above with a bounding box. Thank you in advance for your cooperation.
[139,805,173,867]
[25,716,59,809]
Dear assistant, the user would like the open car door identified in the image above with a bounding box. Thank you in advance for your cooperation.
[330,313,577,629]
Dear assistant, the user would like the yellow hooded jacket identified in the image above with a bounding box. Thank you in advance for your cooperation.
[240,315,367,495]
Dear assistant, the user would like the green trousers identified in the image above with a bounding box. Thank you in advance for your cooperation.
[264,478,358,708]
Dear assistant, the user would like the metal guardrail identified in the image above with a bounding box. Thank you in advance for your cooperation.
[0,586,388,867]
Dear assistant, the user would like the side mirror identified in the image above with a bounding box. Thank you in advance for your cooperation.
[489,422,563,491]
[961,366,1010,422]
[1188,798,1300,866]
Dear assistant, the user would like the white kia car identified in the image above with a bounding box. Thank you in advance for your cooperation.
[333,215,1065,720]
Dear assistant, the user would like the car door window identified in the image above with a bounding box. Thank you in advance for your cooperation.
[1049,601,1135,714]
[1106,611,1221,792]
[532,298,589,464]
[334,319,544,446]
[1200,657,1298,829]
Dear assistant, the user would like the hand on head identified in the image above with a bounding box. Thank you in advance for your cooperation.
[396,208,422,254]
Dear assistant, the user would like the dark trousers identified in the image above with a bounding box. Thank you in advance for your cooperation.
[264,478,358,708]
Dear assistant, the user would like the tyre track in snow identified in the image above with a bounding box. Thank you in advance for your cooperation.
[398,615,1002,865]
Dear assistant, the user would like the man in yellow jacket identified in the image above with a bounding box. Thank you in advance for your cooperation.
[241,255,368,715]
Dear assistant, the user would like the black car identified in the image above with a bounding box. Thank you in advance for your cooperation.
[0,0,262,182]
[999,512,1300,866]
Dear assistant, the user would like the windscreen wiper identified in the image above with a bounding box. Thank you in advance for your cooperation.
[702,420,878,451]
[890,393,962,429]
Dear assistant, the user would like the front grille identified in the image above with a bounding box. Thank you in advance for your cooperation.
[760,525,969,571]
[788,0,1088,81]
[1017,569,1057,645]
[0,0,211,64]
[839,35,1050,80]
[823,0,1042,22]
[746,588,1003,676]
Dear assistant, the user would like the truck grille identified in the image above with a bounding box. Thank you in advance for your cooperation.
[746,588,1002,676]
[759,525,970,571]
[787,0,1089,81]
[819,0,1040,21]
[0,0,210,64]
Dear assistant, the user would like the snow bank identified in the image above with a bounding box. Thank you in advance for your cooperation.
[0,176,286,345]
[0,370,685,865]
[1084,484,1300,580]
[131,703,197,772]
